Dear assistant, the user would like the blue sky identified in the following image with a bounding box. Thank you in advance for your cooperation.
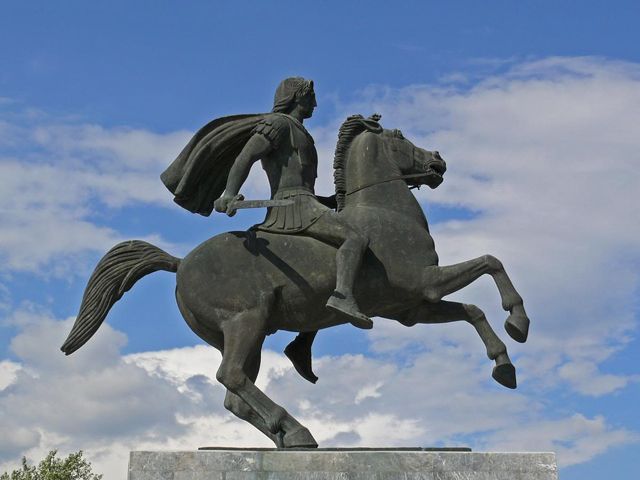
[1,2,639,479]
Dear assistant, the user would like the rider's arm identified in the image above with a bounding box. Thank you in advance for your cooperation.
[224,134,272,196]
[215,116,287,214]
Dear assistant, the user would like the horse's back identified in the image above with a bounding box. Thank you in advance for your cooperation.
[176,230,340,330]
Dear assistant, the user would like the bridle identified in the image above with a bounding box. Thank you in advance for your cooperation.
[346,139,432,195]
[345,172,428,196]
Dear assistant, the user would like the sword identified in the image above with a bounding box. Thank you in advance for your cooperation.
[225,195,294,216]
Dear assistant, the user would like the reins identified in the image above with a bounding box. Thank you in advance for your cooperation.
[345,173,427,196]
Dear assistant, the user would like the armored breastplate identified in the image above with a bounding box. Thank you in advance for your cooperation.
[264,116,318,192]
[289,121,318,180]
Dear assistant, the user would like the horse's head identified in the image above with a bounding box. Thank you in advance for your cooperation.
[334,114,448,212]
[380,127,447,189]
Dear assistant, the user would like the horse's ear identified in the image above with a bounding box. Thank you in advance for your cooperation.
[350,113,382,133]
[341,114,382,134]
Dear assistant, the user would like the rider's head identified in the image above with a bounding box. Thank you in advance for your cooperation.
[272,77,316,118]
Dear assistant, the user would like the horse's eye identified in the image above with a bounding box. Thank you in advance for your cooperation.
[394,129,404,139]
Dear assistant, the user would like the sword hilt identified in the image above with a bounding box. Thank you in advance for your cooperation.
[225,194,244,217]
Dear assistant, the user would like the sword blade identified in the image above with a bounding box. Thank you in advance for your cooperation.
[228,199,294,210]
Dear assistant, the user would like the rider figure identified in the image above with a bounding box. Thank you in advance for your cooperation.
[213,78,372,381]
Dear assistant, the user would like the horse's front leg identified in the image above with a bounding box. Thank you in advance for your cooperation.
[397,300,516,388]
[422,255,530,342]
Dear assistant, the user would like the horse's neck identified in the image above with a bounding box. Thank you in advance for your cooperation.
[344,134,429,227]
[346,182,430,230]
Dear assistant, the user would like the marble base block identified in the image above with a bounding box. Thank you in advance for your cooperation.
[128,450,558,480]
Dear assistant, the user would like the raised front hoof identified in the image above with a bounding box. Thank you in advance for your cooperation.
[492,363,517,389]
[282,427,318,449]
[505,313,530,343]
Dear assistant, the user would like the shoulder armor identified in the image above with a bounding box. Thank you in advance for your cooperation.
[253,114,290,148]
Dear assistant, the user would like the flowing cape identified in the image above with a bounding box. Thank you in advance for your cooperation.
[161,113,268,216]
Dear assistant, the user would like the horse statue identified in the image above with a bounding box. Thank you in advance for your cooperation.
[61,114,530,449]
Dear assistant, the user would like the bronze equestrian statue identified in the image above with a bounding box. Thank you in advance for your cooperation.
[207,78,376,383]
[61,77,530,449]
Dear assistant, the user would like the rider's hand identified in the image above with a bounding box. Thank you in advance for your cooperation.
[214,193,232,214]
[214,192,243,217]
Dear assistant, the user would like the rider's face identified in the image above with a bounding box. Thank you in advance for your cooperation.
[297,92,317,119]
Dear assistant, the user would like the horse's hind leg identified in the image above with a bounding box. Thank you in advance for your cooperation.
[397,300,516,389]
[176,289,224,350]
[423,256,530,343]
[223,349,281,445]
[177,290,289,444]
[216,296,318,448]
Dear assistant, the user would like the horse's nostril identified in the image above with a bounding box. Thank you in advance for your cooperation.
[430,163,445,175]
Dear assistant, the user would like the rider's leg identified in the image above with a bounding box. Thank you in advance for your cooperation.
[284,331,318,384]
[304,213,373,329]
[281,212,371,383]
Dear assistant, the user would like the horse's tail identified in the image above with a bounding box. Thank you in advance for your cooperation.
[60,240,181,355]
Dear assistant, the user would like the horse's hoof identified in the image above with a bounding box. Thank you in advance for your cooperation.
[505,313,529,343]
[492,362,517,389]
[282,427,318,448]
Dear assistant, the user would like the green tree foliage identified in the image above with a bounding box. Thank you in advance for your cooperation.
[1,450,102,480]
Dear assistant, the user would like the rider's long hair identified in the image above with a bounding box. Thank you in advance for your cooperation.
[272,77,314,114]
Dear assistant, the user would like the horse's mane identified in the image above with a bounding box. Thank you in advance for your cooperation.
[333,114,383,212]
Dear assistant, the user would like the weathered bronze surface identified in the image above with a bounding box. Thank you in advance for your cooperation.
[61,77,530,449]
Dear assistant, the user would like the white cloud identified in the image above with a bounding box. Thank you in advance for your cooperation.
[1,56,639,479]
[0,360,21,391]
[557,360,638,397]
[339,56,640,399]
[0,108,189,274]
[483,414,637,467]
[31,124,189,173]
[354,381,384,404]
[0,312,226,475]
[2,315,186,445]
[1,315,632,478]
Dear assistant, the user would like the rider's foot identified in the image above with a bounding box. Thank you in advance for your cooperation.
[326,291,373,329]
[284,334,318,384]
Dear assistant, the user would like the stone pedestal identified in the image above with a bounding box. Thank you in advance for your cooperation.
[128,449,558,480]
